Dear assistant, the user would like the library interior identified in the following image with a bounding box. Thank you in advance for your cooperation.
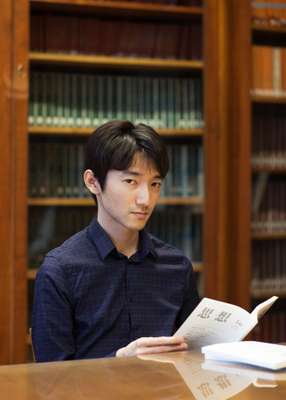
[1,0,286,398]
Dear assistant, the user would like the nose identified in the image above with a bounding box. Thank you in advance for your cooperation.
[135,184,150,206]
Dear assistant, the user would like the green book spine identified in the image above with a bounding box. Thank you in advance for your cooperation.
[76,74,83,127]
[116,76,123,120]
[107,75,114,121]
[50,73,58,126]
[81,74,89,127]
[28,73,35,125]
[71,73,77,127]
[182,78,188,129]
[126,76,133,122]
[196,78,204,128]
[45,73,52,126]
[58,73,65,127]
[138,77,145,123]
[98,75,104,125]
[167,78,175,129]
[174,78,181,128]
[33,73,40,125]
[92,75,99,127]
[160,78,167,128]
[42,73,48,125]
[86,74,93,127]
[63,73,71,127]
[153,77,160,128]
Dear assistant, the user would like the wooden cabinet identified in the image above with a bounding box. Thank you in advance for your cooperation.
[0,0,253,363]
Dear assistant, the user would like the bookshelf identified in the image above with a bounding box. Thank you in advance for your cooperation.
[26,0,206,360]
[250,0,286,343]
[0,0,253,364]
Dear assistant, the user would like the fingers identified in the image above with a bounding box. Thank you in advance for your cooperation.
[116,336,187,358]
[136,336,185,348]
[136,342,188,356]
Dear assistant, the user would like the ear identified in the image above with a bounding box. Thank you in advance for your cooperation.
[83,169,102,195]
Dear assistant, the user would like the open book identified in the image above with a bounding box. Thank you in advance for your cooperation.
[202,341,286,370]
[174,296,278,349]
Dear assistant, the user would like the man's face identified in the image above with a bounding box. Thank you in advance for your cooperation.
[96,152,162,234]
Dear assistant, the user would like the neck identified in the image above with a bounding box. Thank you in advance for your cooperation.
[97,217,139,258]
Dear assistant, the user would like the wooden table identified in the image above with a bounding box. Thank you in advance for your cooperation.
[0,350,285,399]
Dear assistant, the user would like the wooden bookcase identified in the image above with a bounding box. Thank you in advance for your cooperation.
[0,0,252,364]
[250,1,286,343]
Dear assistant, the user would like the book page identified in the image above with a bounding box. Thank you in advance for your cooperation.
[202,341,286,370]
[251,296,278,320]
[174,298,257,349]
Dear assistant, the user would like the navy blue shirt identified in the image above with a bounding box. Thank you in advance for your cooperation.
[32,219,200,362]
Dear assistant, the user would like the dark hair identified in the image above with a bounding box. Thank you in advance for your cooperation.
[85,120,169,191]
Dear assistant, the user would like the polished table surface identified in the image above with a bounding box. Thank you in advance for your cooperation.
[0,350,286,399]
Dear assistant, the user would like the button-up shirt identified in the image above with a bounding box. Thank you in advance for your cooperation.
[32,218,200,362]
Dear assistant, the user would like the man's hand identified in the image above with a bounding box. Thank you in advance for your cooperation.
[116,336,187,358]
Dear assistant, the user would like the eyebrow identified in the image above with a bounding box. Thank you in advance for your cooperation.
[121,170,162,180]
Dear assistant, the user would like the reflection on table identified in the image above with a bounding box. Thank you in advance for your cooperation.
[0,349,285,399]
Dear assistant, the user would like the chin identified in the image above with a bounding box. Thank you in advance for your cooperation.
[127,222,147,231]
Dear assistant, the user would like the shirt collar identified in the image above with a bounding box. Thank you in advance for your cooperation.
[87,218,157,261]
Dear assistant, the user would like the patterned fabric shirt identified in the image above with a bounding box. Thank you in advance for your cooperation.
[32,218,200,362]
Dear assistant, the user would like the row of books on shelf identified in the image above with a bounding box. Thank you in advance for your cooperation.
[252,218,286,233]
[29,140,204,198]
[252,106,286,168]
[252,309,286,343]
[252,0,286,27]
[252,240,286,294]
[29,72,203,129]
[252,175,286,233]
[28,206,202,268]
[31,14,202,61]
[252,46,286,95]
[252,155,286,169]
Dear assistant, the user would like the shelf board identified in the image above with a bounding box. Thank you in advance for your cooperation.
[27,269,38,280]
[251,93,286,104]
[29,52,203,71]
[28,196,204,207]
[28,126,204,137]
[192,262,203,273]
[252,231,286,240]
[252,23,286,34]
[30,0,203,19]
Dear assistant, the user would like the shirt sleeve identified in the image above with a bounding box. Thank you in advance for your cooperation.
[31,255,76,362]
[175,257,200,329]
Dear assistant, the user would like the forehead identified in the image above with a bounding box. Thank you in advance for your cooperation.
[127,152,160,175]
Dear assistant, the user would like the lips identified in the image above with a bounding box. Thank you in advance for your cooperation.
[131,211,149,219]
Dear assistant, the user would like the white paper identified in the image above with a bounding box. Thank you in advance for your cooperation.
[174,296,278,349]
[202,341,286,370]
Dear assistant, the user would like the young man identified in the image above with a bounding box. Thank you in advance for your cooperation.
[32,120,200,362]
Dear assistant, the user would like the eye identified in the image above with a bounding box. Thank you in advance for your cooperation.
[124,179,137,185]
[152,181,162,189]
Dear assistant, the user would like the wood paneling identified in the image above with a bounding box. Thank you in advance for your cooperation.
[228,0,251,308]
[0,0,28,364]
[204,0,251,306]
